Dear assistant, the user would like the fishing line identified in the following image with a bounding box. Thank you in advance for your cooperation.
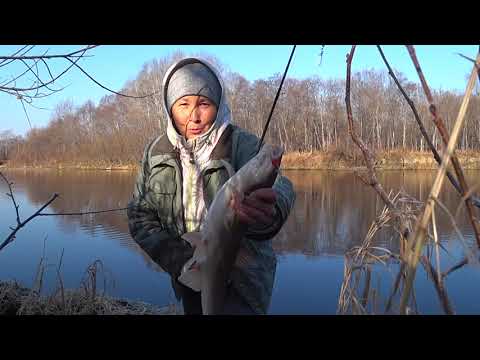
[256,45,297,155]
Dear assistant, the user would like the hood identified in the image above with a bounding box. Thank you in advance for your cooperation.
[161,57,231,159]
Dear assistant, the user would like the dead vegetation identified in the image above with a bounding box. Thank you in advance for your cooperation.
[1,257,181,316]
[281,149,480,170]
[337,45,480,315]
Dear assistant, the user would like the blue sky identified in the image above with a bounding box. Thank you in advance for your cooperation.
[1,45,478,136]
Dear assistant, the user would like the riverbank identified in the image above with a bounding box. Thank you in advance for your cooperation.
[281,150,480,170]
[3,150,480,171]
[1,161,136,171]
[0,281,181,315]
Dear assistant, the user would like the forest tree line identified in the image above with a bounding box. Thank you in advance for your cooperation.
[2,51,480,166]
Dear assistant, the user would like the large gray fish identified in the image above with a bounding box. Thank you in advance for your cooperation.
[178,143,283,314]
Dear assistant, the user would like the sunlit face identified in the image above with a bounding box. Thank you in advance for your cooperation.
[171,95,218,140]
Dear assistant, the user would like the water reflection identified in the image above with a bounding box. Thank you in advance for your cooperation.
[276,170,478,258]
[1,168,479,313]
[0,169,160,273]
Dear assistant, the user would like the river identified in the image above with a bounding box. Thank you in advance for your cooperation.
[1,169,479,314]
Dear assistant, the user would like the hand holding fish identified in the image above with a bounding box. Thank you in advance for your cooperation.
[233,188,277,226]
[178,144,284,314]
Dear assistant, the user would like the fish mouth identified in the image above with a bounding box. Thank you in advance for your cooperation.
[271,156,282,169]
[271,148,284,169]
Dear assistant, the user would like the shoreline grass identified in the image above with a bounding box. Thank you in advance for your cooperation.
[3,150,480,171]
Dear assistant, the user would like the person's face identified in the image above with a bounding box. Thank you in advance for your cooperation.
[171,95,217,140]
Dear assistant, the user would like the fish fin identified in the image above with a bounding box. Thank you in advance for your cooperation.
[177,244,206,292]
[178,267,202,292]
[182,231,203,248]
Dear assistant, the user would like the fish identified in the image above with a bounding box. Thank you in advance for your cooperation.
[178,143,283,314]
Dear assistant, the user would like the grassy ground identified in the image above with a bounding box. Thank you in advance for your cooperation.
[0,280,181,315]
[0,259,181,315]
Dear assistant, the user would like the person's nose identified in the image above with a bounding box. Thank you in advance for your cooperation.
[190,106,202,123]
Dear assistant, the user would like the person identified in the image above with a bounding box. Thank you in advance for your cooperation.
[127,57,295,315]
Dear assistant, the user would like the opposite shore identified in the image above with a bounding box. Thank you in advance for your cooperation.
[2,150,480,171]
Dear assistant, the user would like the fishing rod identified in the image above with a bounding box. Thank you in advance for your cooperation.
[256,45,297,155]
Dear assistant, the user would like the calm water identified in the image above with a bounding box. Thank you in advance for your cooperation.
[1,168,480,314]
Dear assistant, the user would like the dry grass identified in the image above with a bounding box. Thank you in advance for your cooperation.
[1,258,181,315]
[337,190,424,314]
[282,150,480,170]
[4,150,480,171]
[337,186,474,314]
[4,159,137,171]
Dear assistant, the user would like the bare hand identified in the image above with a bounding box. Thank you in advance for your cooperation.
[233,188,277,226]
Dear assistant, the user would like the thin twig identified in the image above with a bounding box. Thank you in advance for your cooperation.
[19,96,32,129]
[385,262,405,313]
[65,57,160,99]
[40,58,55,82]
[56,248,66,312]
[406,45,480,249]
[442,257,468,278]
[399,50,480,314]
[0,193,59,252]
[1,57,43,88]
[420,255,454,314]
[345,46,395,210]
[38,207,130,216]
[433,196,479,278]
[0,45,29,66]
[0,45,35,68]
[377,45,480,209]
[0,45,98,61]
[0,48,88,93]
[19,58,62,93]
[0,172,21,225]
[431,206,442,283]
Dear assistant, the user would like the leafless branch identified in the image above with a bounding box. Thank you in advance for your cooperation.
[0,48,88,93]
[0,192,59,252]
[420,255,454,314]
[38,207,130,216]
[0,45,35,68]
[399,49,480,314]
[0,171,132,252]
[0,45,98,61]
[19,96,33,129]
[431,206,442,283]
[0,45,159,107]
[65,57,160,99]
[0,45,29,66]
[457,52,480,82]
[433,195,480,278]
[0,172,21,226]
[0,57,43,87]
[406,45,480,249]
[385,262,405,313]
[377,45,480,209]
[442,257,469,278]
[345,46,395,210]
[40,58,55,82]
[19,57,62,93]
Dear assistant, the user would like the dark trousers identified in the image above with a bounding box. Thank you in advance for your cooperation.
[174,280,255,315]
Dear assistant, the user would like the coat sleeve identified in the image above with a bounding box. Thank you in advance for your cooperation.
[127,142,193,278]
[234,130,296,241]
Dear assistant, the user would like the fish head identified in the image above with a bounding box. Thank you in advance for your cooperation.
[239,143,284,192]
